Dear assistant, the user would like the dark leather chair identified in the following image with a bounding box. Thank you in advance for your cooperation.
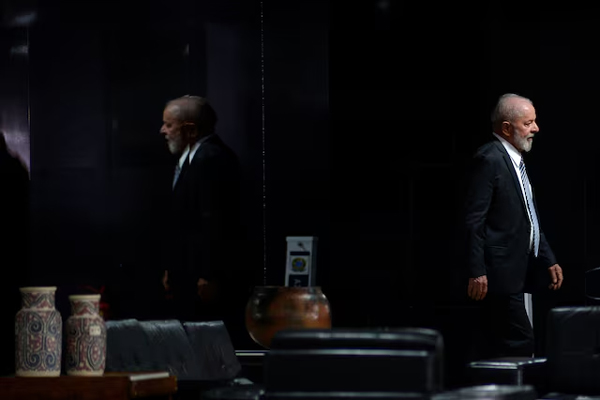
[105,319,241,381]
[466,357,547,395]
[202,385,266,400]
[105,319,246,399]
[465,306,600,398]
[545,306,600,396]
[431,384,537,400]
[263,327,444,399]
[105,319,198,377]
[182,321,242,381]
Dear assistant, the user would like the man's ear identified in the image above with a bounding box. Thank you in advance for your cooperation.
[500,121,512,138]
[181,122,198,139]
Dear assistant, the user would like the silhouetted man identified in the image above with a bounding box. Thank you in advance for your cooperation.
[158,95,248,344]
[0,131,29,375]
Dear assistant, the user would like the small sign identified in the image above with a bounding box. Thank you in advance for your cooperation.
[285,237,318,287]
[288,274,309,287]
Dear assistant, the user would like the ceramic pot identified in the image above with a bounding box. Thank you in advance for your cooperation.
[245,286,331,348]
[15,286,62,377]
[65,294,106,376]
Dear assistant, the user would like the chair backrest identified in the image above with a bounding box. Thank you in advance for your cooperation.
[265,327,444,396]
[105,319,242,383]
[546,306,600,395]
[105,319,203,380]
[585,267,600,304]
[182,321,242,381]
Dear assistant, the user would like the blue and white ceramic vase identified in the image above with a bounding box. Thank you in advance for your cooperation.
[15,286,62,377]
[65,294,106,376]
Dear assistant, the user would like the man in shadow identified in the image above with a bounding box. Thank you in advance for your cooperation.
[0,131,30,376]
[158,95,250,347]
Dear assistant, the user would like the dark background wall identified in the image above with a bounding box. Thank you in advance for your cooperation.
[331,0,598,386]
[24,0,268,321]
[0,0,330,341]
[1,0,599,388]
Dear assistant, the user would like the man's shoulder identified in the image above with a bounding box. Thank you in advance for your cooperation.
[466,140,506,173]
[191,137,239,173]
[474,139,504,159]
[207,135,238,154]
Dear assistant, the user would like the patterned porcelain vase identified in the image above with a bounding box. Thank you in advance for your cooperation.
[65,294,106,376]
[15,286,62,377]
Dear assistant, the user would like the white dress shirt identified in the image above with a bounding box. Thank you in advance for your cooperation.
[492,132,534,250]
[176,133,215,169]
[492,132,535,333]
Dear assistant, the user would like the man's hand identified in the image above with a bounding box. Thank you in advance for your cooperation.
[468,275,488,301]
[197,278,219,301]
[162,270,170,291]
[548,264,563,290]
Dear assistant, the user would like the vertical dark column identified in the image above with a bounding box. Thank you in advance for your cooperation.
[204,0,264,297]
[28,20,109,286]
[262,1,329,288]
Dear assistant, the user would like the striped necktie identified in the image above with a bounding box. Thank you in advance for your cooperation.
[172,157,189,189]
[519,156,540,257]
[172,163,181,189]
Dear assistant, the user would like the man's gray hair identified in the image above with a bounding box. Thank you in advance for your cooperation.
[490,93,533,127]
[166,95,218,135]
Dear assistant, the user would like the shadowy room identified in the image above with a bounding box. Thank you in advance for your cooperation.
[3,0,600,399]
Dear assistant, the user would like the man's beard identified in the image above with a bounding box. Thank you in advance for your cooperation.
[168,135,185,155]
[514,134,533,153]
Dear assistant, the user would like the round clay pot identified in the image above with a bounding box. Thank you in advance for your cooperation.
[245,286,331,349]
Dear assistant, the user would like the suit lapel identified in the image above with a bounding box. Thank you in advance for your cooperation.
[175,135,220,191]
[173,158,190,191]
[493,140,529,216]
[188,134,218,167]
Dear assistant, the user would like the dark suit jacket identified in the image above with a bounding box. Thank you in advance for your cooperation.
[463,138,557,295]
[167,134,243,297]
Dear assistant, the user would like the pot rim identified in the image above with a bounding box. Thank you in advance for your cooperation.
[253,285,322,289]
[19,286,57,292]
[69,294,101,300]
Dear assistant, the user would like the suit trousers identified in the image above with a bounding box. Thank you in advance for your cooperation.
[474,292,534,359]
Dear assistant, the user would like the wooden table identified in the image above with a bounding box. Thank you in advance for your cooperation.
[0,371,178,400]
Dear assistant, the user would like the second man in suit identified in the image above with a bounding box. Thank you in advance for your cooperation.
[159,95,247,336]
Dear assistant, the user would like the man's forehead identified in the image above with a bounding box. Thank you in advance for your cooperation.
[511,98,533,108]
[163,107,179,119]
[510,100,535,118]
[519,104,536,117]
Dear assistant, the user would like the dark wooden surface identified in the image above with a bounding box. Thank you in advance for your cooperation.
[0,371,177,400]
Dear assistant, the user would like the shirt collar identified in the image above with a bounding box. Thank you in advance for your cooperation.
[177,134,215,168]
[177,146,190,169]
[492,131,522,166]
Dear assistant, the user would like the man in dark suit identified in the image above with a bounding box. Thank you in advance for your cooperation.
[0,131,29,375]
[463,93,563,358]
[159,95,246,333]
